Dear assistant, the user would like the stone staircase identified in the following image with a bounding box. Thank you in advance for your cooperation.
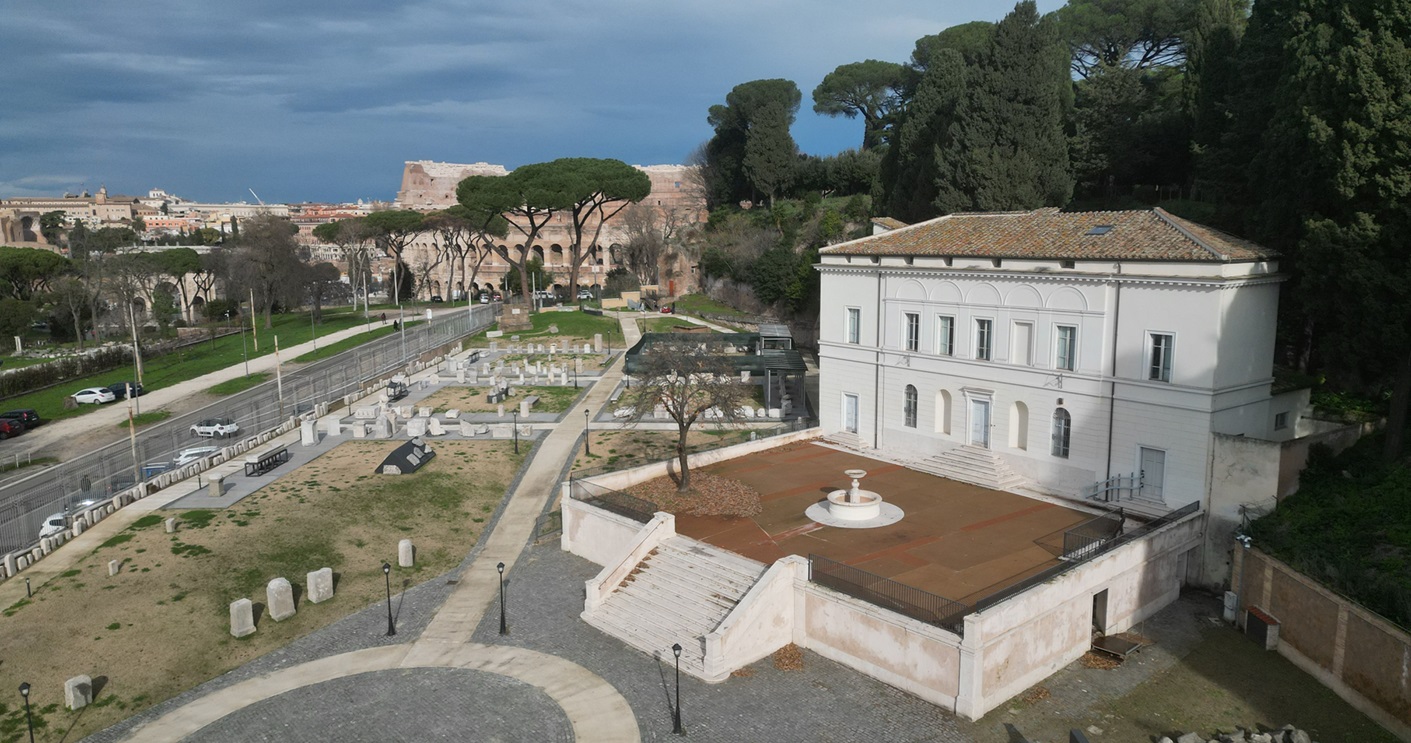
[825,431,865,450]
[583,537,766,677]
[912,445,1026,492]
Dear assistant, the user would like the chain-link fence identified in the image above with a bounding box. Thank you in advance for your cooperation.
[0,305,497,554]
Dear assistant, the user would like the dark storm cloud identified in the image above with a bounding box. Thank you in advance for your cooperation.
[1,0,1063,202]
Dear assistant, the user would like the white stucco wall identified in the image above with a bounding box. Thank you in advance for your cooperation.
[704,556,806,681]
[560,496,650,567]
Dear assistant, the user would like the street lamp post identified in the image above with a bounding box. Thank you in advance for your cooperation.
[583,409,591,456]
[19,682,34,743]
[497,561,507,635]
[671,643,684,735]
[512,410,519,455]
[382,562,396,636]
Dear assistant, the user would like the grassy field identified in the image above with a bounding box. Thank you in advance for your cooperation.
[118,411,172,428]
[640,317,719,334]
[671,293,751,319]
[0,312,379,424]
[468,309,621,348]
[0,439,524,741]
[208,373,270,396]
[420,384,583,415]
[292,323,408,363]
[571,428,760,473]
[0,354,61,372]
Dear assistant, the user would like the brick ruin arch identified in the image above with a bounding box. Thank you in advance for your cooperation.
[0,209,51,245]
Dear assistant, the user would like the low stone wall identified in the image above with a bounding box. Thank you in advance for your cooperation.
[1234,547,1411,738]
[561,495,658,568]
[704,556,806,682]
[583,512,675,614]
[577,427,821,493]
[958,510,1202,719]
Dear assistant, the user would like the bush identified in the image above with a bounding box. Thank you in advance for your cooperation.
[0,346,133,399]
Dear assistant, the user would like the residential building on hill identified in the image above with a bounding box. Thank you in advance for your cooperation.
[816,207,1309,587]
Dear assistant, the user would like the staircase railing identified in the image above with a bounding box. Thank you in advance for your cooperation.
[1085,471,1143,502]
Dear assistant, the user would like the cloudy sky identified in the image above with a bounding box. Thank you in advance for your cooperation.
[2,1,1062,204]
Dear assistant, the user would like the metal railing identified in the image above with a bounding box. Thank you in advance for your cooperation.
[1061,509,1125,560]
[0,305,498,555]
[1086,471,1143,502]
[809,554,969,635]
[568,477,657,523]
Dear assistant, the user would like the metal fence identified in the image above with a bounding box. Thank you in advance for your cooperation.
[568,478,658,523]
[1061,508,1125,560]
[809,554,969,635]
[1085,472,1143,502]
[0,305,498,554]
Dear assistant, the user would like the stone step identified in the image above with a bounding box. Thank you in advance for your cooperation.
[584,610,707,671]
[913,446,1026,492]
[657,538,768,580]
[623,569,745,617]
[605,590,729,637]
[613,579,736,630]
[635,552,762,596]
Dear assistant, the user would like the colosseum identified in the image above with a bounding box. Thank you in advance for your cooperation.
[392,160,706,300]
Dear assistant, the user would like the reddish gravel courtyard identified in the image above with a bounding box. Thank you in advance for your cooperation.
[674,441,1101,604]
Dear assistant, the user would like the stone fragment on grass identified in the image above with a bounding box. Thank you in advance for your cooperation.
[307,567,334,604]
[398,538,414,567]
[65,675,93,710]
[230,598,256,637]
[267,578,296,621]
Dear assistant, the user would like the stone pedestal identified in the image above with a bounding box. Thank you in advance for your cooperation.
[327,418,342,436]
[300,419,317,446]
[406,418,428,437]
[398,538,414,567]
[108,560,120,576]
[165,517,177,533]
[209,474,223,498]
[267,578,296,622]
[65,675,93,710]
[520,399,531,417]
[460,420,476,436]
[352,423,367,438]
[230,598,256,637]
[307,567,334,604]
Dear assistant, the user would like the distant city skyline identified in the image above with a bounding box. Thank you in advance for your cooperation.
[3,1,1061,204]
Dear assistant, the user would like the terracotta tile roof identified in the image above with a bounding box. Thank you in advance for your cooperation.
[870,217,908,231]
[825,208,1277,262]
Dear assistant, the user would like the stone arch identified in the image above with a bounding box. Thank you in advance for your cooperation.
[935,390,952,435]
[895,279,925,301]
[1008,401,1029,450]
[190,295,206,316]
[1047,287,1088,311]
[965,283,1001,307]
[549,244,565,265]
[531,246,545,263]
[1005,284,1042,308]
[928,281,962,303]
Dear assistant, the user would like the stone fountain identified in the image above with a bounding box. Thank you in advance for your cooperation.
[806,468,904,529]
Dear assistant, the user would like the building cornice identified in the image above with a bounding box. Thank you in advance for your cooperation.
[818,263,1285,289]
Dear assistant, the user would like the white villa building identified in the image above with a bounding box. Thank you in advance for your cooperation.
[816,207,1303,586]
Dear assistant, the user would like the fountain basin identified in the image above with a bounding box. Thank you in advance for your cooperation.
[826,489,882,521]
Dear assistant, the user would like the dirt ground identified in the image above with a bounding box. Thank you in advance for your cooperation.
[417,385,581,414]
[0,439,522,741]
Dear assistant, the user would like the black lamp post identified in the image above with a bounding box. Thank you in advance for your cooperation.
[497,561,507,635]
[382,562,396,636]
[583,408,591,456]
[19,682,34,743]
[512,410,520,454]
[671,643,684,735]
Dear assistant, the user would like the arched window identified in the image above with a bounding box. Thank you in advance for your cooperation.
[1052,408,1072,458]
[904,385,918,428]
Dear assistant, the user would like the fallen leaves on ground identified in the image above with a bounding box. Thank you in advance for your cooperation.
[1020,686,1051,703]
[626,471,762,517]
[772,643,804,671]
[1080,651,1122,670]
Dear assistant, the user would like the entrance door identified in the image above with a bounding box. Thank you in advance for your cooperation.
[1139,447,1166,501]
[843,394,859,434]
[969,399,991,448]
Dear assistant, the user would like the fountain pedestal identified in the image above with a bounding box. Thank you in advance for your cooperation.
[806,468,904,528]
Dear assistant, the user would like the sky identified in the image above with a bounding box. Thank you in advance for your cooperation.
[2,1,1063,205]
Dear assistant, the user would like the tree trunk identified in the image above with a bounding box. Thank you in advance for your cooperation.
[568,253,582,302]
[676,427,692,493]
[1383,348,1411,462]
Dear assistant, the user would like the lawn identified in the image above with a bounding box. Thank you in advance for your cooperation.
[292,322,409,363]
[571,428,760,474]
[0,439,523,741]
[468,308,621,349]
[0,312,381,424]
[208,373,270,396]
[671,293,752,319]
[640,317,719,334]
[118,411,172,429]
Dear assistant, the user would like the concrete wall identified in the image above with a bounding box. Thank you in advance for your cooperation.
[560,496,650,568]
[796,581,965,710]
[958,511,1203,719]
[1277,419,1378,498]
[1235,547,1411,738]
[704,556,806,681]
[578,427,821,493]
[1204,432,1282,588]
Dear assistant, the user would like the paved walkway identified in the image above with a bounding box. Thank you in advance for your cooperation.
[108,314,644,742]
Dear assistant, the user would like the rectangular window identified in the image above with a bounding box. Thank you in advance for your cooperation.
[937,315,954,355]
[1056,325,1077,371]
[846,308,861,344]
[1148,333,1174,382]
[904,312,919,352]
[975,319,993,361]
[1274,412,1289,430]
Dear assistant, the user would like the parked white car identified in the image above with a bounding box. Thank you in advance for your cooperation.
[172,446,221,467]
[190,417,240,438]
[72,387,116,405]
[38,512,68,539]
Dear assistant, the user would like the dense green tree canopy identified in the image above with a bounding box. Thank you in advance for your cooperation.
[1055,0,1196,78]
[812,60,906,151]
[0,246,71,301]
[704,79,802,208]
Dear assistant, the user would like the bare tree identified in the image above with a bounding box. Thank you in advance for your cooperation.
[623,336,751,492]
[48,275,91,349]
[227,214,305,328]
[313,218,376,316]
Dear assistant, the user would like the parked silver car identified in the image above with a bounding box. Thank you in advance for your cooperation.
[190,417,240,438]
